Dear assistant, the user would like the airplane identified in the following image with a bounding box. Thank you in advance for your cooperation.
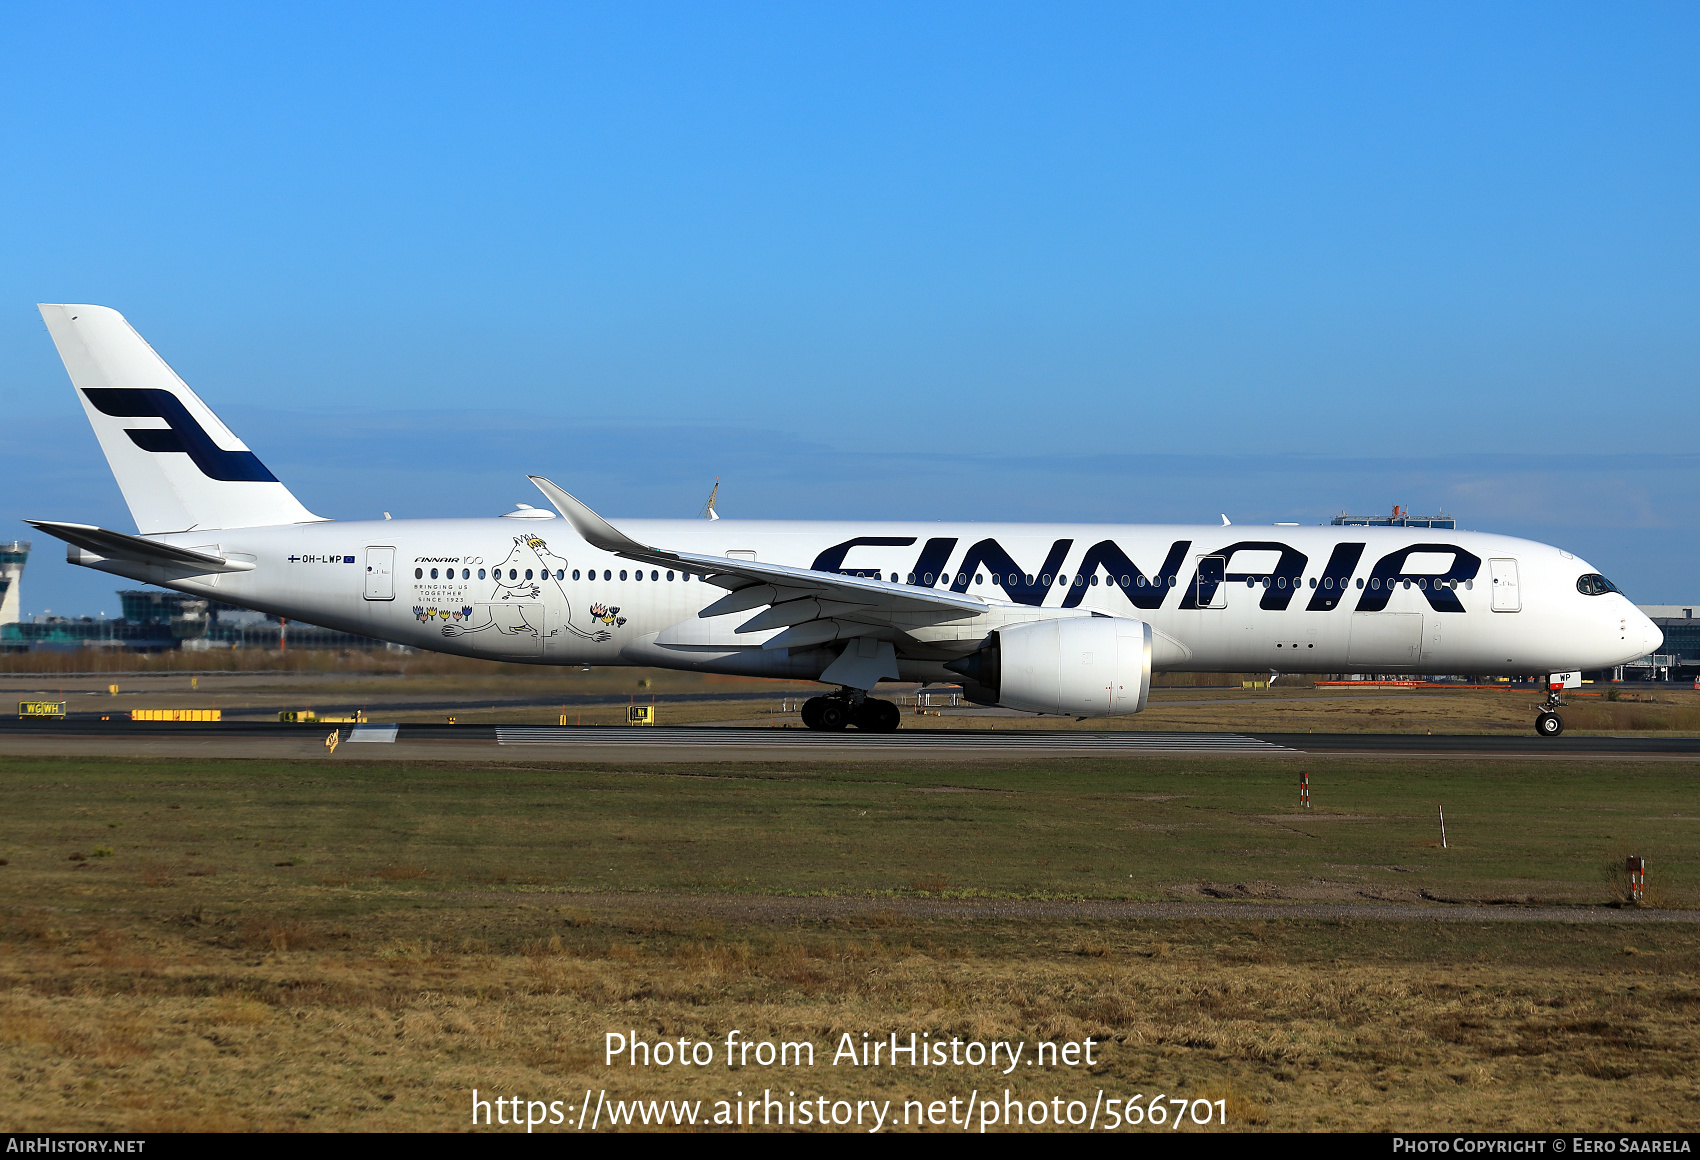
[26,304,1663,737]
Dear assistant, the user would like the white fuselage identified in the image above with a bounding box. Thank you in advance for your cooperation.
[100,516,1660,684]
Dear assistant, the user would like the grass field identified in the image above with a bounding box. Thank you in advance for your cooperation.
[1,752,1697,1132]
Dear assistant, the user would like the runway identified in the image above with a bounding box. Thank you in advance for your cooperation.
[4,716,1699,760]
[493,724,1294,752]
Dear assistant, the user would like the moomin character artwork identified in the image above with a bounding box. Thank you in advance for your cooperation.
[440,534,612,644]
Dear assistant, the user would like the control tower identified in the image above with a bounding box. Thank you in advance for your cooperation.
[0,541,28,625]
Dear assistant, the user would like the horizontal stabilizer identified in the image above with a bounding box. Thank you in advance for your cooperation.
[25,520,254,573]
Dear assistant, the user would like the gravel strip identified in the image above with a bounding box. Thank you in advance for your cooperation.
[468,892,1699,924]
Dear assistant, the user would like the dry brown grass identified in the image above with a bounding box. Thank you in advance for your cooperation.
[2,750,1696,1132]
[0,902,1696,1133]
[1558,701,1700,732]
[930,684,1700,736]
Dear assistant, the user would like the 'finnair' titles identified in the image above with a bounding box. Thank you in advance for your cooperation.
[28,305,1661,736]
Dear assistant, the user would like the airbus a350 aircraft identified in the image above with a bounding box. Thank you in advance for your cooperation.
[28,305,1662,736]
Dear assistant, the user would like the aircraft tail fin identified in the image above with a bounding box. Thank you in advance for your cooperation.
[38,305,324,533]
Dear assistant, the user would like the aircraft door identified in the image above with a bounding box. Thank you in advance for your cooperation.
[1489,558,1521,612]
[364,546,395,601]
[1195,555,1228,609]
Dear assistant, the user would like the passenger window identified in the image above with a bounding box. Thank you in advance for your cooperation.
[651,570,658,581]
[975,573,984,585]
[620,570,628,581]
[603,569,611,581]
[634,570,642,581]
[1308,577,1316,588]
[414,568,422,579]
[1090,575,1098,586]
[667,571,674,581]
[571,570,579,580]
[429,568,438,579]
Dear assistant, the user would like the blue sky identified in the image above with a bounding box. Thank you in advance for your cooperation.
[2,3,1696,615]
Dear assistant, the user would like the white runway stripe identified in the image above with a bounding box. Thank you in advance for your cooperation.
[495,726,1292,752]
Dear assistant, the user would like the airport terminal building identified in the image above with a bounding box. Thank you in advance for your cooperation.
[1,592,380,652]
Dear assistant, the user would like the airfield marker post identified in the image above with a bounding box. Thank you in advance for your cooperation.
[1438,806,1447,849]
[1628,856,1646,903]
[1300,771,1310,809]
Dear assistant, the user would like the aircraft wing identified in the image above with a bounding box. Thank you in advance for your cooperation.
[529,476,987,649]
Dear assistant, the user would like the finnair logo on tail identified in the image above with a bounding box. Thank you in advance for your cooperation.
[82,388,278,483]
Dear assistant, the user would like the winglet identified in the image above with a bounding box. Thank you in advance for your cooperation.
[528,476,654,556]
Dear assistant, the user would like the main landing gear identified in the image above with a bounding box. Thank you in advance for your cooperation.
[1535,687,1565,738]
[801,690,901,733]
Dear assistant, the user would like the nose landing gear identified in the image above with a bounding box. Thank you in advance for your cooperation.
[1535,685,1565,737]
[801,690,901,733]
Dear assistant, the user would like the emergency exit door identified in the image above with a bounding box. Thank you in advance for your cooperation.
[364,546,396,600]
[1195,556,1228,609]
[1489,558,1520,612]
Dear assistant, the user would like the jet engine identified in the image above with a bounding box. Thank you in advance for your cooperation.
[945,616,1152,717]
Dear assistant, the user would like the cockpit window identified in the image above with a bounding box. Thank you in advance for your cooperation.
[1576,573,1620,596]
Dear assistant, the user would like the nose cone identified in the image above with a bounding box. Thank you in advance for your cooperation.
[1638,611,1664,657]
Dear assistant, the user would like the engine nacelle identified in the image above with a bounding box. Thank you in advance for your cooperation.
[946,616,1152,717]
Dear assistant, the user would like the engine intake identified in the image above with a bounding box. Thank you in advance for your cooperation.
[946,616,1152,717]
